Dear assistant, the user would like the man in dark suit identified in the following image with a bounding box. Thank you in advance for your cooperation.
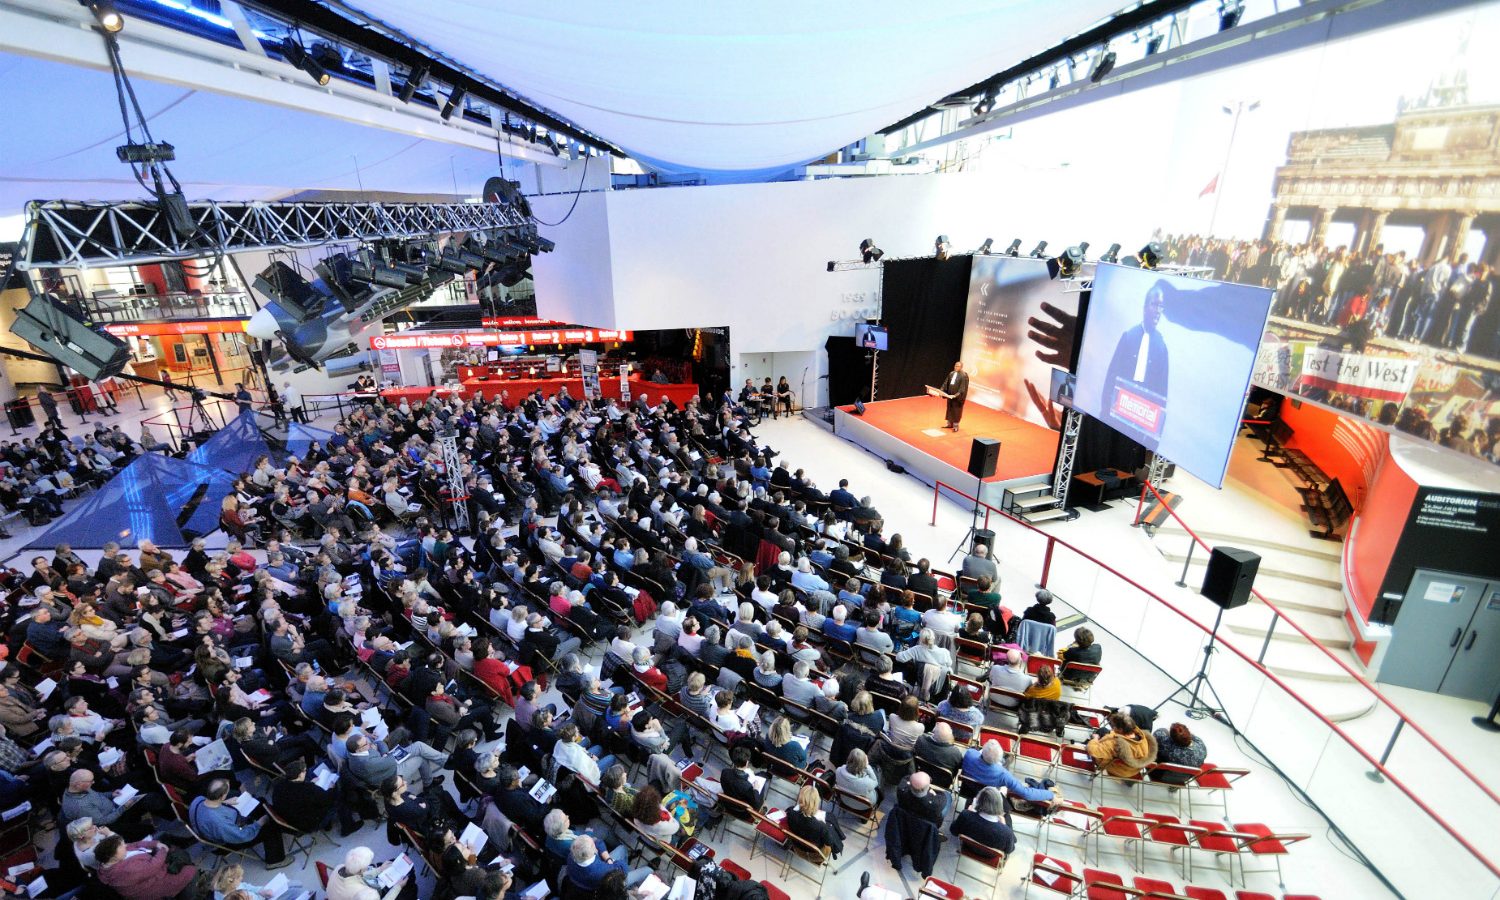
[939,362,969,431]
[1100,282,1170,450]
[828,480,857,510]
[897,771,951,825]
[718,746,764,811]
[270,759,359,835]
[495,764,546,831]
[907,559,939,601]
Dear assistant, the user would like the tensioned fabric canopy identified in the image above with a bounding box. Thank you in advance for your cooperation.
[347,1,1125,172]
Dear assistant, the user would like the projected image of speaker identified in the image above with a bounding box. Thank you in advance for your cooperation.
[10,294,130,381]
[967,437,1000,478]
[1201,546,1261,610]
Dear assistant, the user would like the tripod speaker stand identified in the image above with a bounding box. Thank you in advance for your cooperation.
[949,438,1000,563]
[1156,546,1260,723]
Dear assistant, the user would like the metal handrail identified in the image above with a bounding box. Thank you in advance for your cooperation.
[929,477,1500,881]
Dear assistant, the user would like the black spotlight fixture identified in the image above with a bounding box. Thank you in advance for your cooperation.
[935,234,951,260]
[280,37,330,86]
[1139,242,1165,269]
[1099,243,1122,264]
[972,91,996,117]
[1047,242,1089,280]
[440,84,467,121]
[1145,32,1165,56]
[1029,240,1049,259]
[398,64,428,103]
[433,249,470,275]
[1089,48,1116,83]
[1219,1,1244,32]
[1004,239,1022,257]
[977,238,994,255]
[859,239,884,264]
[83,0,124,33]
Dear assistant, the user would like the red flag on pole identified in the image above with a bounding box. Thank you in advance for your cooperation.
[1199,173,1219,198]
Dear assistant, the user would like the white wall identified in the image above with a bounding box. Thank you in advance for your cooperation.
[530,169,1118,405]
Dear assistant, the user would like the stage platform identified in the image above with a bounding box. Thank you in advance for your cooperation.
[834,396,1058,506]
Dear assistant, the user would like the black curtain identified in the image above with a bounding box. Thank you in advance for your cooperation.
[875,256,973,399]
[1066,414,1151,477]
[824,336,870,406]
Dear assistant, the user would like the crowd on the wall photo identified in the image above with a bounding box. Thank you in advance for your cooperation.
[1155,233,1500,464]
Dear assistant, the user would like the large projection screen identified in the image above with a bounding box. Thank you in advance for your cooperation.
[959,256,1079,430]
[1074,263,1273,488]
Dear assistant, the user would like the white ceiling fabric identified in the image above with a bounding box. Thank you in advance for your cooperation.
[346,1,1125,172]
[0,54,503,211]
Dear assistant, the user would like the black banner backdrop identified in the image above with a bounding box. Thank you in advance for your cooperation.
[875,256,973,400]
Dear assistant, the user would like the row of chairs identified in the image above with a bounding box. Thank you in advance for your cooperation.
[1026,852,1324,900]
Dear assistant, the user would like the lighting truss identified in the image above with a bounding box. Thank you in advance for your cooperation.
[16,199,533,270]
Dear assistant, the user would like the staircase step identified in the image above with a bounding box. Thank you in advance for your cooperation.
[1005,479,1052,494]
[1013,493,1060,509]
[1153,526,1341,563]
[1022,507,1070,524]
[1228,613,1352,650]
[1162,551,1341,591]
[1272,674,1381,723]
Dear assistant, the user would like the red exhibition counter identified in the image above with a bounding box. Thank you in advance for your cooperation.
[381,377,700,407]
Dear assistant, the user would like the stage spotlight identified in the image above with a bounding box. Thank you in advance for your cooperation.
[1099,243,1121,264]
[350,261,409,289]
[477,239,518,265]
[972,91,996,116]
[1139,241,1165,269]
[1047,243,1089,280]
[1089,48,1116,83]
[433,249,470,275]
[859,239,884,264]
[1145,33,1165,56]
[1029,240,1049,258]
[398,64,428,103]
[441,84,467,120]
[83,0,124,33]
[1005,239,1022,257]
[935,234,951,260]
[280,38,331,86]
[977,238,994,255]
[1048,69,1061,90]
[1219,1,1244,31]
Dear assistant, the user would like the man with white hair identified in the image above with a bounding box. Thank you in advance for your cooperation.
[791,556,830,594]
[566,833,652,891]
[821,604,857,643]
[988,649,1032,704]
[962,738,1058,812]
[897,629,954,669]
[922,596,963,636]
[962,541,999,583]
[782,660,820,708]
[327,845,411,900]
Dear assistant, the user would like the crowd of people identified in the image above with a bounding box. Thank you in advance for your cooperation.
[0,379,1218,900]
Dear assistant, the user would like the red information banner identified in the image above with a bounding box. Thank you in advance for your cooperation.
[480,316,569,329]
[104,320,248,336]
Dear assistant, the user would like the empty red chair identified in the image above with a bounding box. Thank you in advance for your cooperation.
[1232,893,1275,900]
[1142,812,1203,878]
[1233,823,1310,885]
[920,877,966,900]
[1098,806,1154,870]
[1027,853,1081,898]
[1084,868,1133,900]
[1183,888,1228,900]
[1134,877,1178,895]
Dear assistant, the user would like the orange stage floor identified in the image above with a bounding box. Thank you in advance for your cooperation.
[836,395,1059,484]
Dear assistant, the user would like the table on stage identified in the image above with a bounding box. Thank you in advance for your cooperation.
[1071,467,1136,508]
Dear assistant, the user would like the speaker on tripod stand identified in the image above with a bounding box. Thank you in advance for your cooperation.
[951,438,1000,561]
[1156,546,1260,721]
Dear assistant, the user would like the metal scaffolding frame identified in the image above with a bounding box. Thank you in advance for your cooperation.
[1052,406,1085,511]
[16,198,533,270]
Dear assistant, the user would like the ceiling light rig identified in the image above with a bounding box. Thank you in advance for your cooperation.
[1098,243,1121,264]
[1004,239,1022,257]
[977,238,994,255]
[1029,240,1049,259]
[860,239,884,264]
[1089,46,1116,83]
[83,0,123,33]
[398,64,428,103]
[1047,242,1089,279]
[440,84,467,120]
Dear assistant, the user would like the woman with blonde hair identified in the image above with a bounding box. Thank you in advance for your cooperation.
[765,715,808,769]
[784,783,844,858]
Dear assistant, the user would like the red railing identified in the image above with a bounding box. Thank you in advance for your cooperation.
[1134,478,1500,810]
[929,478,1500,887]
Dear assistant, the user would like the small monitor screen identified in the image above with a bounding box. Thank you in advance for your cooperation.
[855,323,888,351]
[1049,368,1077,409]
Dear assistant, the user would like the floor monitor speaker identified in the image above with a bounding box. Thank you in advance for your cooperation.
[1201,546,1260,610]
[967,437,1000,479]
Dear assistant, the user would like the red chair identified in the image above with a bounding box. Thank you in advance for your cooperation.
[920,877,966,900]
[718,859,751,880]
[316,861,331,889]
[1182,763,1250,819]
[1055,743,1098,790]
[1182,888,1228,900]
[955,834,1007,899]
[1040,800,1101,860]
[1015,734,1062,780]
[1142,813,1203,879]
[1097,806,1154,870]
[1134,877,1181,897]
[759,882,790,900]
[1233,823,1310,885]
[1189,820,1247,885]
[1084,867,1136,900]
[1025,853,1082,899]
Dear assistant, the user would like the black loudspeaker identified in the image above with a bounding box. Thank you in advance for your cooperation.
[967,438,1000,478]
[972,529,995,553]
[1201,547,1260,610]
